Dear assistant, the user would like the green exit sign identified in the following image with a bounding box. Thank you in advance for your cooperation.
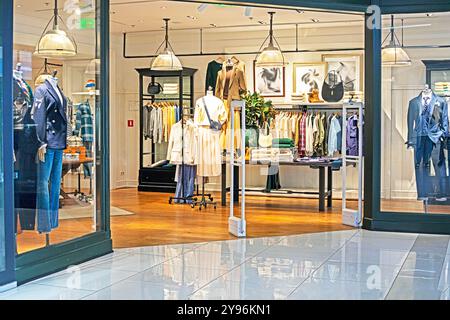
[80,17,95,30]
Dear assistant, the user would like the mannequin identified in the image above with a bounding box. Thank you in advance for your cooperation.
[33,73,68,238]
[194,90,227,177]
[13,63,39,232]
[215,57,247,153]
[407,85,449,202]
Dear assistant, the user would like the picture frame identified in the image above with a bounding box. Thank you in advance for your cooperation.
[321,54,364,93]
[253,61,285,98]
[292,62,327,98]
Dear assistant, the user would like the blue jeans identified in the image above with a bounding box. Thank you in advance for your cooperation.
[174,165,196,204]
[37,148,63,233]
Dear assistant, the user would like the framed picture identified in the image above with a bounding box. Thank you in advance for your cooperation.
[292,62,326,97]
[253,61,285,97]
[322,54,363,92]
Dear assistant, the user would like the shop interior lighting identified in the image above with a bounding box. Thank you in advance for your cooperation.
[382,15,412,67]
[255,12,285,67]
[151,18,183,71]
[34,0,77,58]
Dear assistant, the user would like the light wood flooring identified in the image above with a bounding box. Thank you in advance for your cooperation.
[16,188,354,253]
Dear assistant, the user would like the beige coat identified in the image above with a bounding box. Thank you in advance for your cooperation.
[215,65,247,104]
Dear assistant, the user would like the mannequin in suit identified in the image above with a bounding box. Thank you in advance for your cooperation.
[215,58,247,152]
[32,77,68,234]
[407,87,449,200]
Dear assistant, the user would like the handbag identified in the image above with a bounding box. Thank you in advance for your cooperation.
[202,97,222,131]
[258,123,273,148]
[321,70,344,103]
[147,82,163,95]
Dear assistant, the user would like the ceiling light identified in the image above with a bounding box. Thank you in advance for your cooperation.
[16,4,22,8]
[160,6,167,10]
[296,10,305,14]
[244,7,252,17]
[311,18,320,23]
[210,24,217,27]
[85,58,100,75]
[255,12,285,67]
[258,20,267,25]
[187,15,198,20]
[34,0,77,58]
[382,15,411,67]
[151,18,182,71]
[426,13,433,17]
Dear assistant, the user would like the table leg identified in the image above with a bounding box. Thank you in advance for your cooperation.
[327,166,333,208]
[319,167,325,212]
[221,163,226,206]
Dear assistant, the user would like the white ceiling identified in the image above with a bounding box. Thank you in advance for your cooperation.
[14,0,450,36]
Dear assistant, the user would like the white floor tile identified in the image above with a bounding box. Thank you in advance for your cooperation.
[386,276,443,300]
[87,253,170,272]
[355,230,418,240]
[329,247,409,266]
[83,280,194,300]
[127,264,231,289]
[33,267,137,291]
[288,278,388,300]
[0,284,93,300]
[312,261,400,288]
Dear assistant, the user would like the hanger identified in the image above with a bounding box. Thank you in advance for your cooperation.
[215,56,225,64]
[206,86,214,96]
[422,84,433,96]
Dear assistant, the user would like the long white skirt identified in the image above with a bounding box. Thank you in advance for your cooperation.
[195,126,222,177]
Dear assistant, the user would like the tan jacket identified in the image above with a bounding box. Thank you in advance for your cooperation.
[215,65,247,103]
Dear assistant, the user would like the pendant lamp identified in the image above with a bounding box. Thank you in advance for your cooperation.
[255,12,285,67]
[151,18,183,71]
[382,15,411,67]
[34,0,77,58]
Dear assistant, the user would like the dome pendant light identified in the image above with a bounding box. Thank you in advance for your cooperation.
[151,18,183,71]
[255,12,285,67]
[382,15,411,67]
[34,0,77,58]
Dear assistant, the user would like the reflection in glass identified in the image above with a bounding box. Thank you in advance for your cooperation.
[380,12,450,215]
[14,0,100,253]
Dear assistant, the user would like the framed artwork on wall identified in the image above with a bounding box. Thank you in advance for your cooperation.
[292,62,326,97]
[253,61,285,97]
[321,54,363,92]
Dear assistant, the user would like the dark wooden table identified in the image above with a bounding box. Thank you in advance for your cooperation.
[221,159,342,212]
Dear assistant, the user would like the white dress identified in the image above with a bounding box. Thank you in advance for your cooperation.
[194,95,227,177]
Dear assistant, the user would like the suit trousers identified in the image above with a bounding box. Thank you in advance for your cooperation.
[414,136,446,199]
[37,148,63,233]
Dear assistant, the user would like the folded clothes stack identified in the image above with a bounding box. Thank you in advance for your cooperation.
[250,148,294,162]
[291,93,307,103]
[343,91,364,103]
[435,82,450,96]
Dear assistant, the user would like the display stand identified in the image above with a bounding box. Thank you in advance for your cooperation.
[229,100,246,237]
[136,67,197,193]
[342,101,364,227]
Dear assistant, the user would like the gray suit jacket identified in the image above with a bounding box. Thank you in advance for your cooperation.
[407,93,448,145]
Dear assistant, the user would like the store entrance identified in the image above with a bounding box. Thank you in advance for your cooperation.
[108,0,364,248]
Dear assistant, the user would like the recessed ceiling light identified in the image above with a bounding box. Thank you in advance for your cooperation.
[160,6,167,10]
[130,24,136,28]
[110,11,116,15]
[258,20,267,25]
[187,15,198,20]
[198,4,208,12]
[210,23,217,27]
[138,19,144,23]
[16,4,22,8]
[427,13,433,17]
[296,10,305,14]
[311,18,320,23]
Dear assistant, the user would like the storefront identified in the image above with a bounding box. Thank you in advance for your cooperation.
[1,0,450,289]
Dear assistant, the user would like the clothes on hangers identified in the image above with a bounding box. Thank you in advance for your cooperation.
[73,102,94,142]
[166,119,196,165]
[142,103,184,143]
[205,60,223,93]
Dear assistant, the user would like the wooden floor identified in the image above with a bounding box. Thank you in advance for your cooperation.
[16,188,354,253]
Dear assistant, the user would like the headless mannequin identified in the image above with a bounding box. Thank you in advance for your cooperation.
[38,76,63,163]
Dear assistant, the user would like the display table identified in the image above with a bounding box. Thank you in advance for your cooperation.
[221,159,343,212]
[61,158,94,201]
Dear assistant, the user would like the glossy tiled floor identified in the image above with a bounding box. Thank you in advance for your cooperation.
[1,230,450,300]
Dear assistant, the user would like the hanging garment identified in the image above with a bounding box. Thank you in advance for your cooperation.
[173,165,197,204]
[167,120,196,165]
[74,102,94,142]
[205,60,223,93]
[327,115,342,156]
[215,64,247,105]
[346,114,359,156]
[298,113,307,157]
